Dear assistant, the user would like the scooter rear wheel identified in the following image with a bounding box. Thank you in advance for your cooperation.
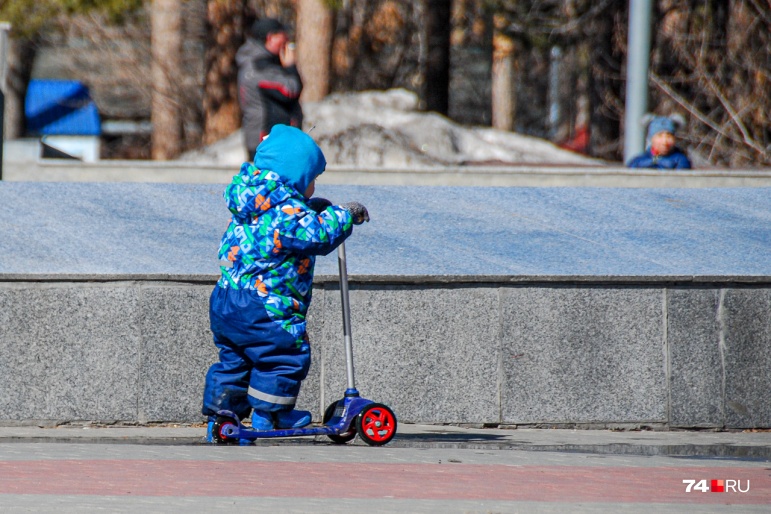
[323,400,357,444]
[212,417,238,444]
[356,403,397,446]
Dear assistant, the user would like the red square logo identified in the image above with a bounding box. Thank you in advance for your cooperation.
[711,479,724,493]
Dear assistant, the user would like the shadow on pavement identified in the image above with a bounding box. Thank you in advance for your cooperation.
[3,431,770,462]
[389,433,771,461]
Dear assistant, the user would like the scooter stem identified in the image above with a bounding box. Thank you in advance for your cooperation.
[337,242,357,391]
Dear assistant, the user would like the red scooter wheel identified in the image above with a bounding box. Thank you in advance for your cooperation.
[356,403,397,446]
[212,417,238,444]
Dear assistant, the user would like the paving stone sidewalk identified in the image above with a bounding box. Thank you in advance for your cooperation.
[0,424,769,513]
[1,423,771,454]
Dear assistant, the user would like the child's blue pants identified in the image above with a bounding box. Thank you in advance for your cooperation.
[202,286,311,419]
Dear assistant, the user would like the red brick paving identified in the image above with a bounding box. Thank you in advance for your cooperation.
[0,461,768,504]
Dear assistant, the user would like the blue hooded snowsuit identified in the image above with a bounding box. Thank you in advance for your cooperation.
[627,115,692,169]
[626,148,691,169]
[202,125,353,419]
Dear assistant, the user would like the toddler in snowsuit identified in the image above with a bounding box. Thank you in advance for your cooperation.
[627,114,692,170]
[202,124,369,437]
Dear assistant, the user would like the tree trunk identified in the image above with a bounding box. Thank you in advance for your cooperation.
[151,0,182,160]
[3,36,36,139]
[491,29,514,131]
[423,0,451,114]
[588,2,624,160]
[296,0,333,104]
[203,0,246,146]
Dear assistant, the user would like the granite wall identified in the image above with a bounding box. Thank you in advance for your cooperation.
[1,277,768,429]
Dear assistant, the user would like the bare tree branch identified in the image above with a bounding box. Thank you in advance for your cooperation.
[650,72,745,148]
[747,0,771,25]
[702,74,768,157]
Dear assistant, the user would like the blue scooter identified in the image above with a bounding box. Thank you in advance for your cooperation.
[210,242,398,446]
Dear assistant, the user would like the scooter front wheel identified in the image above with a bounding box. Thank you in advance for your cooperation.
[356,403,397,446]
[323,400,357,444]
[212,417,239,444]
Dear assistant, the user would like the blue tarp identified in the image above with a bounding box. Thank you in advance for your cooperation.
[25,79,101,136]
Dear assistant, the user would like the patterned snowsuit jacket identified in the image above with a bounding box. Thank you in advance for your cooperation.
[217,164,353,345]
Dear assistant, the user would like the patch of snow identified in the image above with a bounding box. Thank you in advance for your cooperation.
[178,130,248,166]
[179,88,601,167]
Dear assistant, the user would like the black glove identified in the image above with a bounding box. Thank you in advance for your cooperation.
[306,197,333,213]
[341,201,370,225]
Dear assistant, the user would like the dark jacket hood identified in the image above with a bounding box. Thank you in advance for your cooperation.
[235,38,274,68]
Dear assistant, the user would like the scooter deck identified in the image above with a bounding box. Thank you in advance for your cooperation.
[220,422,340,440]
[214,396,374,442]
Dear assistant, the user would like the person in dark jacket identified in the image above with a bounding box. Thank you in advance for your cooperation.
[237,18,304,160]
[203,125,370,440]
[627,114,692,170]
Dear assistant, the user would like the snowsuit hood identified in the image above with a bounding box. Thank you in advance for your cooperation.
[254,124,326,195]
[647,116,677,140]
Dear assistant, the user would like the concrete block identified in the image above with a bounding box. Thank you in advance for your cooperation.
[723,288,771,428]
[320,285,501,424]
[138,285,216,423]
[501,287,666,424]
[0,285,140,422]
[667,288,723,427]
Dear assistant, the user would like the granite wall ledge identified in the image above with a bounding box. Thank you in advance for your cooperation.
[1,273,770,284]
[0,278,768,428]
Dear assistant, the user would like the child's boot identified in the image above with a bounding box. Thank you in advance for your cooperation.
[205,420,215,443]
[275,409,312,429]
[251,409,275,430]
[204,414,225,443]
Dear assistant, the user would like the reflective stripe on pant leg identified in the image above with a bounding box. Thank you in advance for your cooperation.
[245,329,311,413]
[248,386,296,407]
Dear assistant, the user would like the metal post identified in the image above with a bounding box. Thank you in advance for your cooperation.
[337,243,357,392]
[623,0,653,164]
[0,87,4,181]
[0,22,10,181]
[548,46,562,140]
